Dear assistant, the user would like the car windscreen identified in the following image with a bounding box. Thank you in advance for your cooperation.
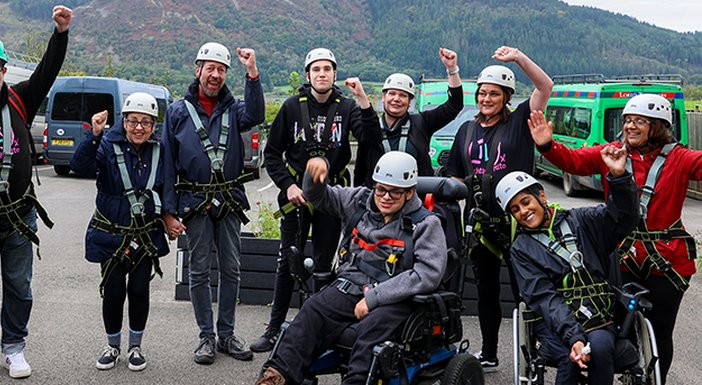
[51,92,115,127]
[432,106,479,137]
[604,108,682,142]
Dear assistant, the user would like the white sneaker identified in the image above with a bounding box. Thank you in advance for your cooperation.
[3,351,32,379]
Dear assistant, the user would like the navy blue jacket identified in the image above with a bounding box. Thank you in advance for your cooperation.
[70,119,169,263]
[510,172,639,347]
[161,77,264,218]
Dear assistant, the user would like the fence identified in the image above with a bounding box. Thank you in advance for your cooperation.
[688,112,702,199]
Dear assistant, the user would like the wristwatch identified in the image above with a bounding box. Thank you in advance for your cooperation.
[447,66,460,76]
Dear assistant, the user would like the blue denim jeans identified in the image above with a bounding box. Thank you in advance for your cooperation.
[1,208,37,355]
[186,213,241,340]
[534,321,616,385]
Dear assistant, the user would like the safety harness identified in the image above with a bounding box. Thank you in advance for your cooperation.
[380,115,411,154]
[91,142,164,296]
[528,211,613,331]
[176,101,251,224]
[618,143,694,291]
[0,87,54,254]
[299,94,340,158]
[462,120,510,258]
[333,190,434,292]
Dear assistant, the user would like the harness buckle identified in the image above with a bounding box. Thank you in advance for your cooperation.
[211,158,224,173]
[131,202,145,217]
[639,203,648,219]
[0,181,9,193]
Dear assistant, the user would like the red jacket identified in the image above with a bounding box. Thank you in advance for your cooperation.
[541,140,702,276]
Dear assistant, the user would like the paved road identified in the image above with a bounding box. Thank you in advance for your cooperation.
[10,166,702,384]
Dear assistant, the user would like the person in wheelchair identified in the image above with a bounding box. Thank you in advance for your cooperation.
[256,151,447,385]
[494,145,639,385]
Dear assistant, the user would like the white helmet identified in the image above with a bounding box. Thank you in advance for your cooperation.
[495,171,542,212]
[623,94,672,126]
[382,73,415,98]
[477,65,516,92]
[305,48,337,71]
[372,151,418,188]
[195,42,231,68]
[122,92,158,118]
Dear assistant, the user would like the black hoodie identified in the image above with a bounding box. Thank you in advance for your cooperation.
[264,84,380,195]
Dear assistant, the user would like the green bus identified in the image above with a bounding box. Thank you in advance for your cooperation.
[416,80,478,170]
[536,74,688,195]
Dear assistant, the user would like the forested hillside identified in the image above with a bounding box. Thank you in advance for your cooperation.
[1,0,700,94]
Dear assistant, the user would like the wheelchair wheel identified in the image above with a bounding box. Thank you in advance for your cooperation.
[440,353,484,385]
[636,312,662,385]
[513,303,535,385]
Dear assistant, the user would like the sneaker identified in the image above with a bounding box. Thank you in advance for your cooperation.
[473,351,499,373]
[96,346,120,370]
[3,351,31,378]
[250,327,280,353]
[194,337,216,365]
[127,346,147,371]
[217,335,253,361]
[255,366,286,385]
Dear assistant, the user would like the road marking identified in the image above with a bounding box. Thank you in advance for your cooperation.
[258,181,275,192]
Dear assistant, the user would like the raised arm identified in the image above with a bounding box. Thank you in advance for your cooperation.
[492,46,553,112]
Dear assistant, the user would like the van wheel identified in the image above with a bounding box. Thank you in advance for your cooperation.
[562,172,580,197]
[54,165,71,176]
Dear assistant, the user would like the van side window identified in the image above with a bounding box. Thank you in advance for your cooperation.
[571,108,591,139]
[52,92,115,127]
[546,106,591,140]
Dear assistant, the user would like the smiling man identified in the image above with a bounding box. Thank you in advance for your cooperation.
[254,48,380,353]
[161,42,264,365]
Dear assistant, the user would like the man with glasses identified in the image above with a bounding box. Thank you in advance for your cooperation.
[0,5,72,379]
[256,151,447,385]
[161,42,264,365]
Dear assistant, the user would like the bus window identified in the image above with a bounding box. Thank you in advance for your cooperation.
[52,92,114,126]
[571,108,591,139]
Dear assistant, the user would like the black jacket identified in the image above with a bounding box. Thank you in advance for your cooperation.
[264,84,380,195]
[354,85,463,186]
[510,172,639,347]
[0,28,68,229]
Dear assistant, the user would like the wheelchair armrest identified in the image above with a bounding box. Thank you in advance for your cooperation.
[313,272,334,286]
[411,291,458,304]
[416,177,469,201]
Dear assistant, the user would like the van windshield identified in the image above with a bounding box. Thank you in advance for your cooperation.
[51,92,115,126]
[604,108,682,142]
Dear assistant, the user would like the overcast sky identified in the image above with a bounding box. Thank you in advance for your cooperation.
[562,0,701,33]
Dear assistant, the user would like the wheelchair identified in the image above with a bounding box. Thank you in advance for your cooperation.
[512,282,662,385]
[267,177,484,385]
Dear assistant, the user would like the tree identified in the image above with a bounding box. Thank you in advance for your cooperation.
[287,71,301,96]
[102,55,115,78]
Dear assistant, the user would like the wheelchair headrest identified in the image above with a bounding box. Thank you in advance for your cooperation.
[416,177,469,202]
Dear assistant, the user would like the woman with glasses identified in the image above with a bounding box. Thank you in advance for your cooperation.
[529,93,702,384]
[70,92,169,372]
[445,46,553,372]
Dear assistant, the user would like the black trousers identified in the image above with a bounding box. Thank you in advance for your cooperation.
[622,271,688,385]
[470,241,519,359]
[268,196,341,330]
[101,254,153,334]
[267,286,414,385]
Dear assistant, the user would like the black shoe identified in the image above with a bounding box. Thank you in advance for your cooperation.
[250,327,280,353]
[96,346,120,370]
[217,335,253,361]
[127,346,147,371]
[473,351,499,373]
[194,337,216,365]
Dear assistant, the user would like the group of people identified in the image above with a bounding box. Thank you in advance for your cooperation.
[0,5,699,385]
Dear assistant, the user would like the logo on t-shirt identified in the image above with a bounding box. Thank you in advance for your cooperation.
[0,130,20,158]
[468,137,507,174]
[293,115,343,149]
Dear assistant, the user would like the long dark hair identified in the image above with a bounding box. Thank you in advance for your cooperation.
[474,84,514,124]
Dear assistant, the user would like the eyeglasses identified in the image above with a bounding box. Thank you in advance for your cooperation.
[373,185,406,200]
[125,119,155,129]
[623,118,650,128]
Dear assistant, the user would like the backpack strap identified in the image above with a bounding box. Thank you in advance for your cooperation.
[7,87,28,125]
